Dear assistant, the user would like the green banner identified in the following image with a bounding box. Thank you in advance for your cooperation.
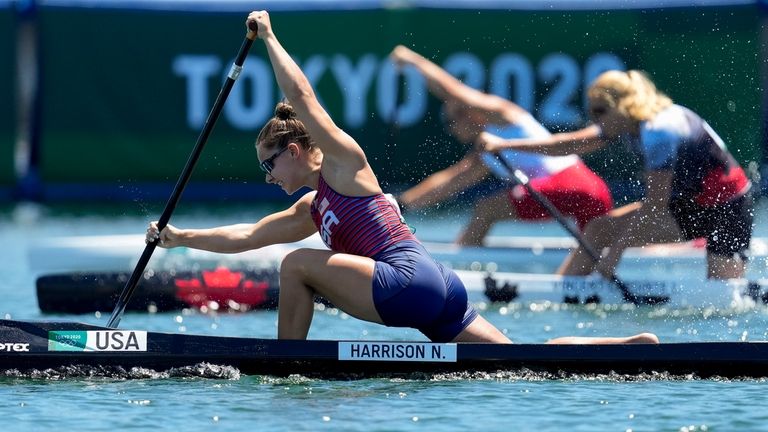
[36,5,762,192]
[0,5,14,187]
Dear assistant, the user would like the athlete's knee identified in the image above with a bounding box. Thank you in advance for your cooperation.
[706,252,747,279]
[582,214,615,239]
[280,248,315,278]
[579,220,600,243]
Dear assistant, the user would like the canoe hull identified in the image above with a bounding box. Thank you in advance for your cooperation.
[1,319,767,379]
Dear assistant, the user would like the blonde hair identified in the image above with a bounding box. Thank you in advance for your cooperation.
[256,102,313,151]
[588,70,673,122]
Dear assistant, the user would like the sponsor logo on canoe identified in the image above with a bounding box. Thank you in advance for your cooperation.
[0,343,30,352]
[48,331,148,352]
[557,278,677,295]
[338,342,457,362]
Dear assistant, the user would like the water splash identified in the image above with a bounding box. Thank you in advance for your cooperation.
[0,362,241,381]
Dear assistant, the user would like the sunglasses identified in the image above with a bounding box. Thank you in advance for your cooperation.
[260,146,289,174]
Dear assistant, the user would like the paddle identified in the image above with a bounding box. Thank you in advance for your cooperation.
[106,28,258,328]
[492,154,669,306]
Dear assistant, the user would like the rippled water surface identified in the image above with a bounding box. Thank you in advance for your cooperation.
[2,200,768,431]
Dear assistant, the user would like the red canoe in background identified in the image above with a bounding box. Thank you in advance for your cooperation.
[36,267,282,314]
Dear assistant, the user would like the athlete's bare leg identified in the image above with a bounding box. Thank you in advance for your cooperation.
[457,190,516,247]
[707,253,747,279]
[277,248,383,339]
[558,202,642,275]
[547,333,659,344]
[451,315,658,344]
[451,315,512,343]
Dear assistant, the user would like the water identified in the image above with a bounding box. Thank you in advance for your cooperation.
[2,199,768,431]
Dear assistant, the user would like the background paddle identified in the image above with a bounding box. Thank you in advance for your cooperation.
[106,28,258,328]
[493,154,669,306]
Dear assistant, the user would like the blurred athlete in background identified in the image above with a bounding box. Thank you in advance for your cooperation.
[476,69,753,279]
[390,45,613,246]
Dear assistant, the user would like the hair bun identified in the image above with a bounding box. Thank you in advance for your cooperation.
[275,102,297,120]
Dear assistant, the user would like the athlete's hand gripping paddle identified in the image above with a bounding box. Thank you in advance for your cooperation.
[106,24,258,328]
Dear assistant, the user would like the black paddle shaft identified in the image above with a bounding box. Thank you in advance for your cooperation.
[492,154,668,306]
[107,33,256,328]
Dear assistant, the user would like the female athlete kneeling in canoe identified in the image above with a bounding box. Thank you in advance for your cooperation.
[146,11,658,345]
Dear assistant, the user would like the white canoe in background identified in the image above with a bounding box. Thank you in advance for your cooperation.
[27,234,324,274]
[430,236,768,268]
[27,233,768,275]
[455,269,768,310]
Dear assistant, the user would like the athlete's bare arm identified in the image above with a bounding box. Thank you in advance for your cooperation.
[476,125,605,156]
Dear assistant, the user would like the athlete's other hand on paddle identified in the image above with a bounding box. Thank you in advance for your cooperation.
[146,221,182,248]
[474,131,506,154]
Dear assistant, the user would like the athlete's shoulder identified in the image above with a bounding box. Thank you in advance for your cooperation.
[294,191,318,210]
[644,104,686,130]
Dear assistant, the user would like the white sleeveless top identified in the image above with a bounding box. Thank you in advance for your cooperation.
[480,112,579,180]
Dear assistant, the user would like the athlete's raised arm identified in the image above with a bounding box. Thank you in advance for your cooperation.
[247,11,369,176]
[390,45,522,119]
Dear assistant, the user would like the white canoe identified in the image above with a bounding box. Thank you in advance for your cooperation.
[28,233,768,275]
[455,269,768,310]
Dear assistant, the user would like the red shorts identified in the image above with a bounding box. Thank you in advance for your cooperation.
[509,161,613,230]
